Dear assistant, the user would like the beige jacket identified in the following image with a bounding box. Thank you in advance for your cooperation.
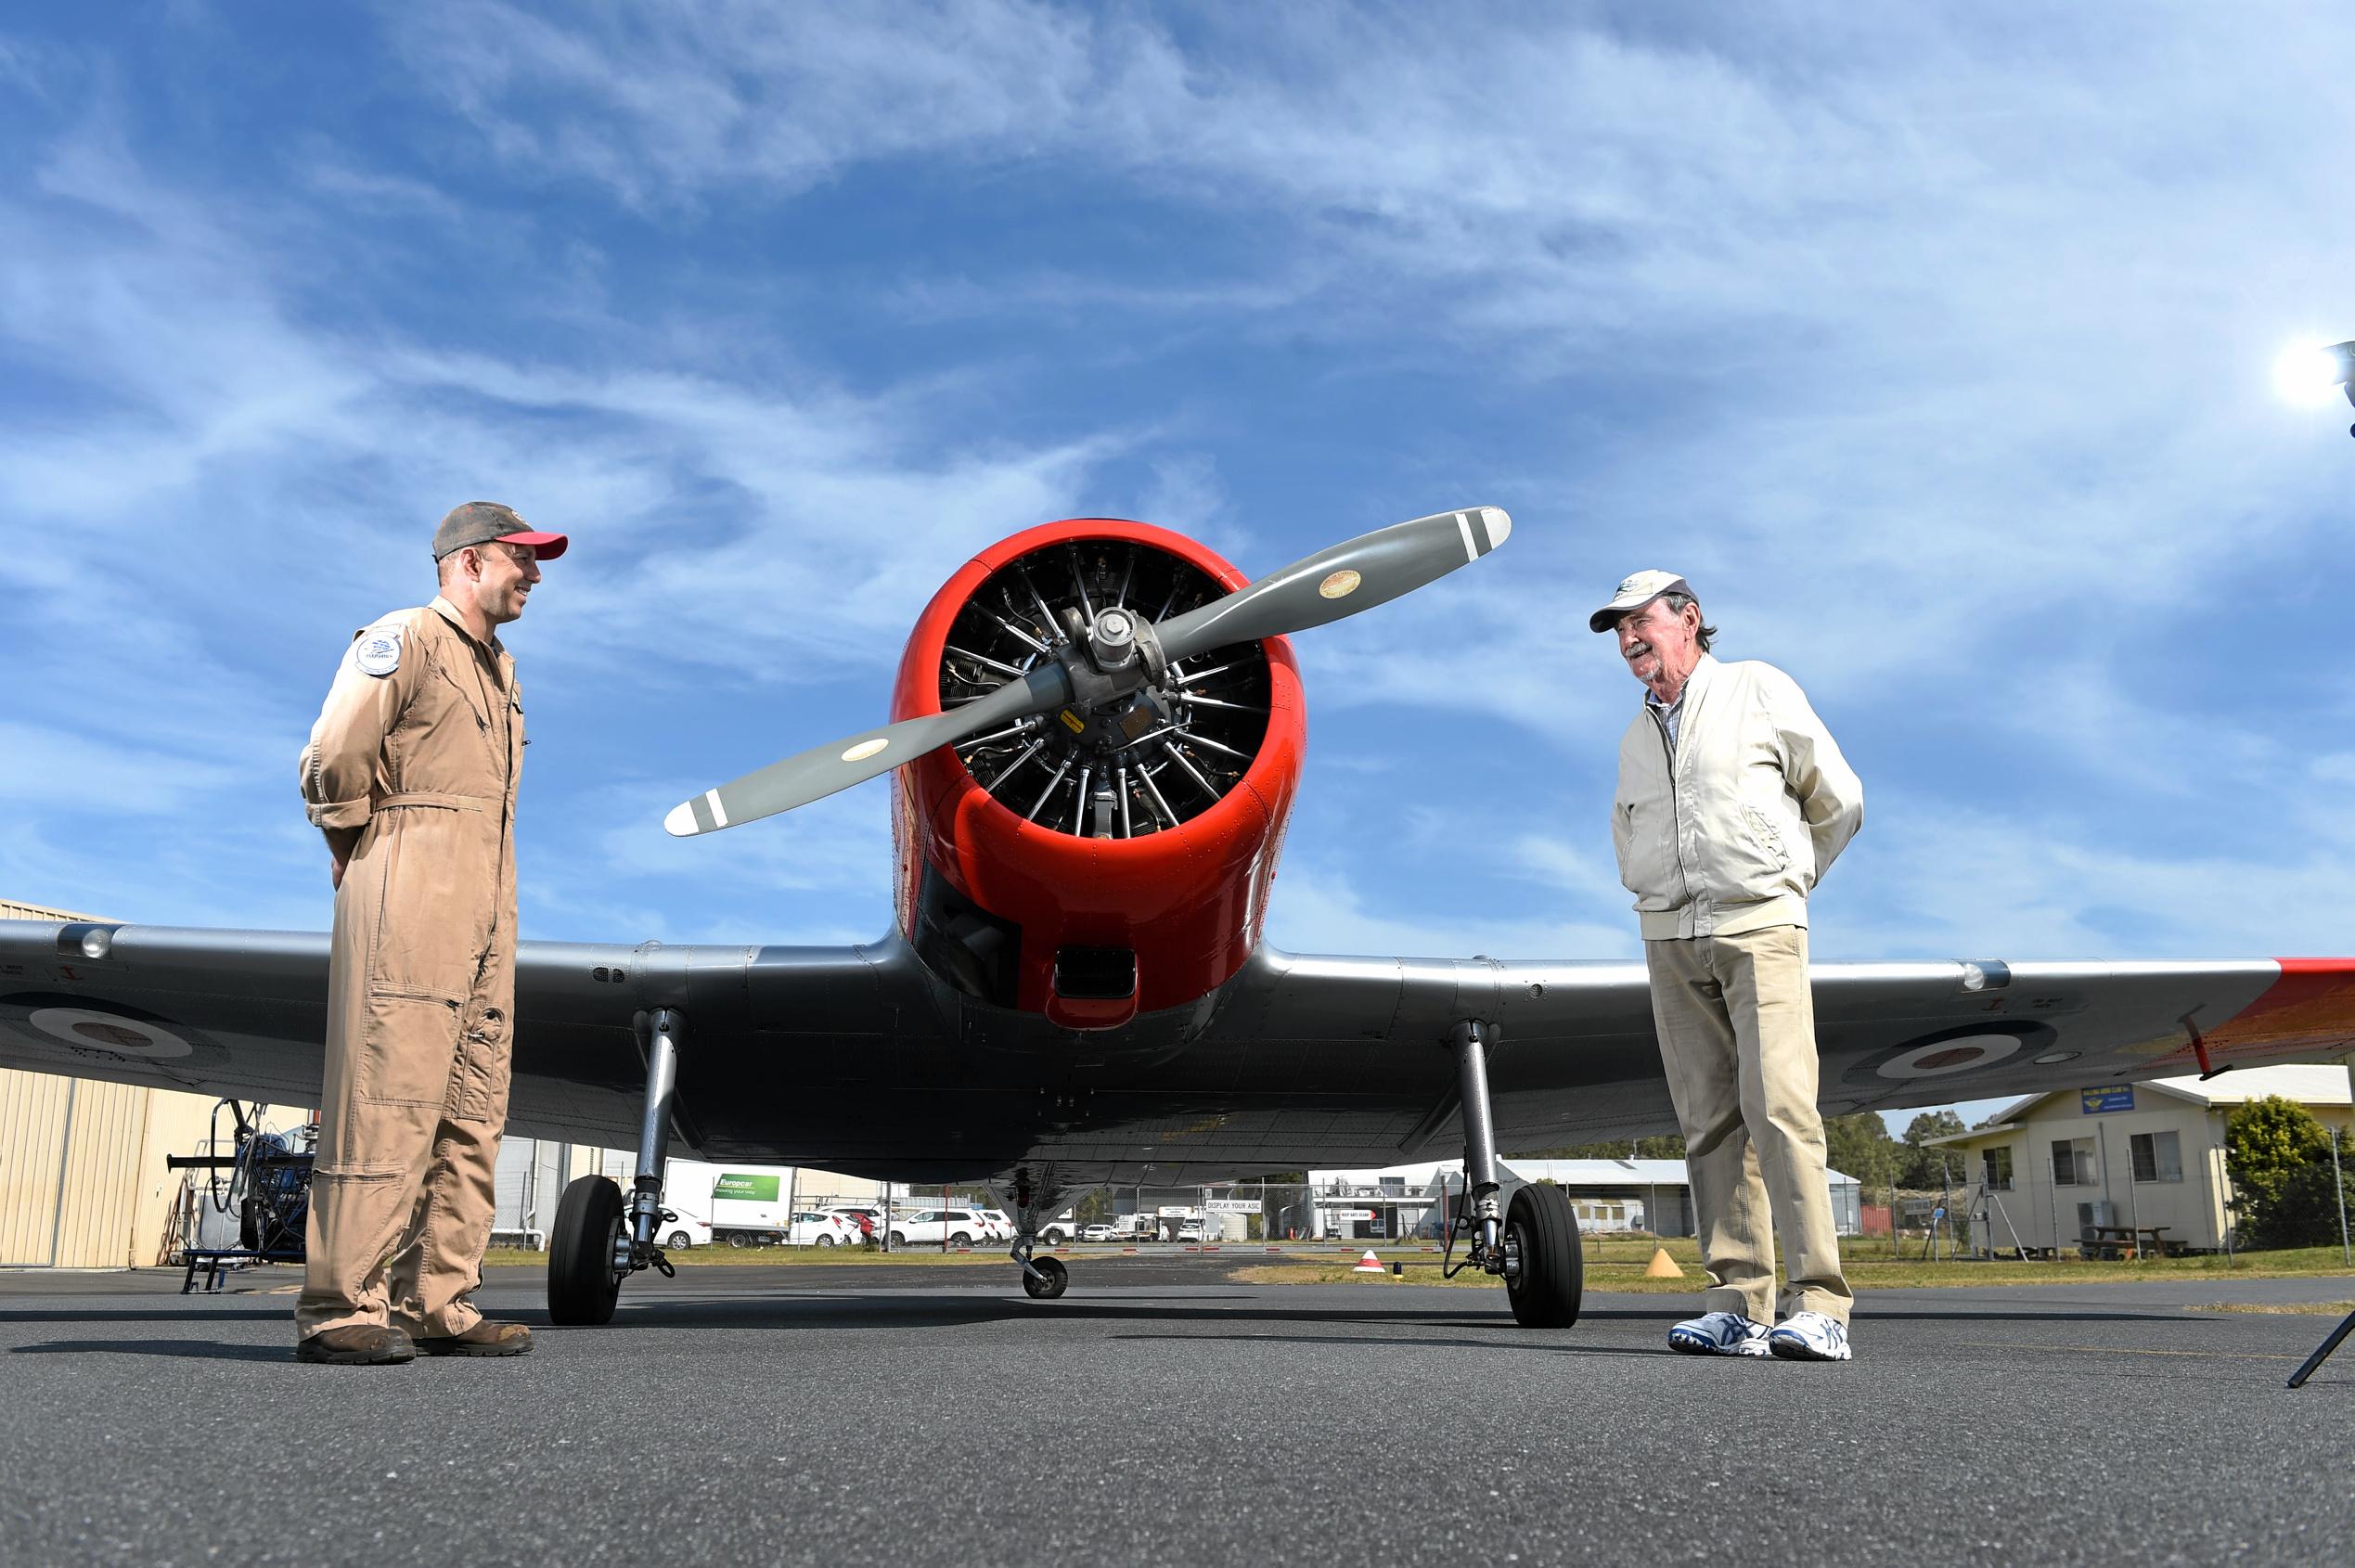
[1610,654,1862,941]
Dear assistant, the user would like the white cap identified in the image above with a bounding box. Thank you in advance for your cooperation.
[1589,570,1691,634]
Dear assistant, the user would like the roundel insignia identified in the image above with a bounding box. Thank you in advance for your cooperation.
[354,630,403,677]
[1843,1022,2057,1086]
[1318,569,1361,600]
[28,1006,196,1060]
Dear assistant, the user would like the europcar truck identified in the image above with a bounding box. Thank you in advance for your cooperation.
[667,1159,800,1247]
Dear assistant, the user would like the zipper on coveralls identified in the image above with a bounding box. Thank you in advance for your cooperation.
[1650,707,1693,910]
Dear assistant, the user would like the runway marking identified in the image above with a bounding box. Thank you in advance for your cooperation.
[1953,1338,2297,1362]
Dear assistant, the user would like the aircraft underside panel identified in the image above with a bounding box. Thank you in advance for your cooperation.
[5,919,2352,1190]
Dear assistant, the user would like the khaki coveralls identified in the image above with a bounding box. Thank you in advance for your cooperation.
[295,595,523,1340]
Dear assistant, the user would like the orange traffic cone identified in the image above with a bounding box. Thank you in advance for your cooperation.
[1643,1246,1684,1279]
[1353,1249,1385,1274]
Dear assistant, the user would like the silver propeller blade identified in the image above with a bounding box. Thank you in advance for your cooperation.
[665,505,1510,836]
[1154,507,1510,665]
[663,663,1071,836]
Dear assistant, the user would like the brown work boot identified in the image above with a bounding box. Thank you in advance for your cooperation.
[415,1319,533,1356]
[294,1324,416,1365]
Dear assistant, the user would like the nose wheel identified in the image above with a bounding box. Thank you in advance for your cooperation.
[1442,1018,1584,1329]
[1021,1254,1068,1299]
[547,1007,686,1326]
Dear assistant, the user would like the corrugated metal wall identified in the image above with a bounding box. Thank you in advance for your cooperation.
[0,1067,221,1268]
[0,897,238,1268]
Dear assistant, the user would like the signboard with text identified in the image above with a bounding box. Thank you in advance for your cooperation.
[2080,1086,2136,1114]
[712,1173,780,1202]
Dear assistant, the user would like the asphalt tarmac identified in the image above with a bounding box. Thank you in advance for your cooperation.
[5,1255,2353,1567]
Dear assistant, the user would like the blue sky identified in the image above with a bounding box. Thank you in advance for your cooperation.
[6,4,2355,1136]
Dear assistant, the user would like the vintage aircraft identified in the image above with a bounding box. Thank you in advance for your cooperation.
[5,508,2355,1329]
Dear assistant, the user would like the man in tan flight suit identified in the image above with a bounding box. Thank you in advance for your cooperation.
[292,502,565,1364]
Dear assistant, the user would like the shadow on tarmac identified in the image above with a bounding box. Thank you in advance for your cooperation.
[11,1338,292,1362]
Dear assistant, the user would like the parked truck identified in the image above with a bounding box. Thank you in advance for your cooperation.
[701,1166,798,1247]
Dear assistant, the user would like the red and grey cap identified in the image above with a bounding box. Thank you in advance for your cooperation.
[431,501,569,562]
[1588,569,1691,633]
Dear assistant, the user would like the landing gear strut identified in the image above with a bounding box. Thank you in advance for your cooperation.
[1004,1173,1070,1300]
[1444,1019,1582,1328]
[549,1007,685,1325]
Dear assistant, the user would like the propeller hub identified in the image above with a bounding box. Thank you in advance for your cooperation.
[1089,609,1139,671]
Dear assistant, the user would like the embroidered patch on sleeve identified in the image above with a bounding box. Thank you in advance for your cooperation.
[354,629,403,677]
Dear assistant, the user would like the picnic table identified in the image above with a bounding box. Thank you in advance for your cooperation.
[2083,1224,2172,1260]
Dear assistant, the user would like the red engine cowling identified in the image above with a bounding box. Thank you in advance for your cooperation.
[889,519,1306,1029]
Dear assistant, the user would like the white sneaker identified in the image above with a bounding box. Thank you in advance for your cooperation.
[1667,1309,1772,1356]
[1768,1311,1853,1361]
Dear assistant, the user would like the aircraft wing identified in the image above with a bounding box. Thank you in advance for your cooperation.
[0,918,932,1151]
[1030,947,2355,1178]
[8,915,2354,1180]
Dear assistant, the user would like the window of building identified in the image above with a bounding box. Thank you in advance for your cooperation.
[2052,1137,2096,1187]
[2130,1130,2182,1184]
[1982,1146,2014,1190]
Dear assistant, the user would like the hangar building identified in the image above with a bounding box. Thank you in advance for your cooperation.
[3,894,878,1266]
[1306,1157,1863,1241]
[0,898,227,1269]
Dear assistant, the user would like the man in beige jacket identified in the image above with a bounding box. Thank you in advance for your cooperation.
[292,502,564,1365]
[1594,571,1864,1361]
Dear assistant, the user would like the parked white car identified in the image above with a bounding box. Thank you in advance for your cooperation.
[885,1207,988,1247]
[976,1209,1016,1242]
[1079,1223,1116,1243]
[786,1211,860,1247]
[826,1204,882,1242]
[658,1213,713,1250]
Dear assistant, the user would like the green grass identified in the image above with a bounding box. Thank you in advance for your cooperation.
[1238,1238,2355,1292]
[2188,1300,2355,1316]
[482,1243,1014,1268]
[483,1237,2355,1294]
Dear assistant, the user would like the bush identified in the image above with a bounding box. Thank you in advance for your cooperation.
[2243,1158,2355,1250]
[2225,1097,2337,1245]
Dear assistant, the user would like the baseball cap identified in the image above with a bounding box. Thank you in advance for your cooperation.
[1588,570,1690,634]
[432,501,569,562]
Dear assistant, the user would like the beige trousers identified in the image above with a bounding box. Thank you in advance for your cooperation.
[1646,924,1851,1326]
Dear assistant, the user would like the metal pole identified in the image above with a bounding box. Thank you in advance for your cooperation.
[942,1183,950,1253]
[2334,1127,2350,1269]
[2120,1125,2143,1256]
[1451,1021,1501,1253]
[626,1009,682,1254]
[2045,1137,2061,1260]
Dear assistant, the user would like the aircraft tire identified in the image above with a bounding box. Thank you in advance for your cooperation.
[1503,1183,1583,1329]
[1023,1256,1069,1299]
[548,1175,624,1326]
